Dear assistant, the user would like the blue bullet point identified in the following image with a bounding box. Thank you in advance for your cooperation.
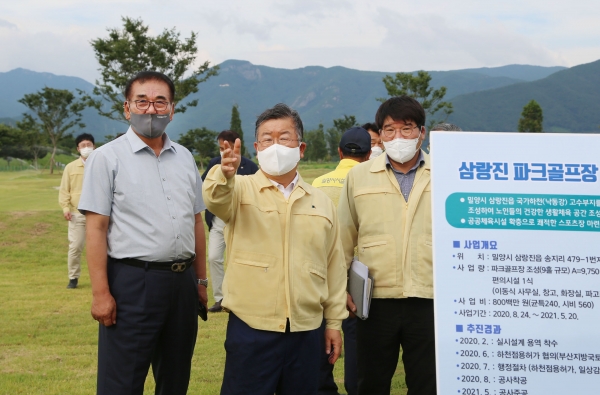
[453,241,460,248]
[454,299,456,302]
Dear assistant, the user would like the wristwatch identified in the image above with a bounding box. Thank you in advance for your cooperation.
[197,278,208,287]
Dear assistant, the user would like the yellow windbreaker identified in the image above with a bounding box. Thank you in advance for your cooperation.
[202,166,349,332]
[338,152,433,299]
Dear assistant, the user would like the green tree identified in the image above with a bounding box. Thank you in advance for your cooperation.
[16,118,48,168]
[0,124,33,163]
[326,115,358,158]
[87,17,218,122]
[178,127,218,170]
[379,70,453,128]
[303,124,328,162]
[18,87,87,174]
[229,105,247,156]
[518,100,544,133]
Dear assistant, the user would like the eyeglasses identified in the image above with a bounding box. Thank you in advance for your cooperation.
[129,100,171,112]
[381,125,420,139]
[257,137,300,147]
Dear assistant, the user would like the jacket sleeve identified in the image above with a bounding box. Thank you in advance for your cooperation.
[337,168,359,271]
[58,165,71,214]
[201,165,238,223]
[201,157,219,181]
[323,201,350,330]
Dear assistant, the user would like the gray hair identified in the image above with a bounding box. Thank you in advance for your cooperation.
[255,103,304,140]
[431,123,462,131]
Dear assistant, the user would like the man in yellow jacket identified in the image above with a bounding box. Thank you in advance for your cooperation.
[58,133,95,289]
[312,126,371,395]
[338,96,435,395]
[203,103,348,395]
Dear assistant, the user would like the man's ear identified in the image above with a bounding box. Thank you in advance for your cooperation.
[169,103,176,121]
[299,142,306,159]
[337,147,344,160]
[123,101,131,120]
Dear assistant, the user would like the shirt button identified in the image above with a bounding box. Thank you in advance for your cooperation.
[162,178,166,181]
[167,196,171,200]
[279,324,284,329]
[172,215,176,219]
[176,235,180,239]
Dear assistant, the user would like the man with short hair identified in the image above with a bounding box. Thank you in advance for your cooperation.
[338,96,435,395]
[203,103,348,395]
[79,71,208,395]
[201,130,259,313]
[313,126,371,395]
[361,122,384,160]
[59,133,95,289]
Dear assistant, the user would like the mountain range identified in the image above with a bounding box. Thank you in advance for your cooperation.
[2,59,598,151]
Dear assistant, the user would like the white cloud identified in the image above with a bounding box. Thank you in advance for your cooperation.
[0,0,599,79]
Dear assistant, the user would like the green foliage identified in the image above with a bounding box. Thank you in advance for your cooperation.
[18,87,87,174]
[326,115,358,158]
[86,17,218,122]
[178,127,218,169]
[518,100,544,133]
[303,124,328,162]
[229,105,247,156]
[0,123,34,161]
[380,70,453,128]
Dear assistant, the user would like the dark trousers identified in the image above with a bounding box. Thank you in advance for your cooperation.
[356,298,436,395]
[221,313,321,395]
[97,260,199,395]
[318,317,358,395]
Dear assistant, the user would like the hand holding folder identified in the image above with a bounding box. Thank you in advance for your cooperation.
[348,259,374,320]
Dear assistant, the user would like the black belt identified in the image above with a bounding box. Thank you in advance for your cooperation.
[109,255,195,272]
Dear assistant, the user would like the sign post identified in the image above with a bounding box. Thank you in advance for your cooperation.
[431,132,600,395]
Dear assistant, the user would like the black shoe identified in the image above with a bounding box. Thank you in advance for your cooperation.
[67,278,78,289]
[208,299,223,313]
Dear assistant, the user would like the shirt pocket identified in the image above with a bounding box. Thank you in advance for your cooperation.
[291,208,333,267]
[413,234,433,288]
[354,187,396,224]
[358,234,397,287]
[226,251,279,315]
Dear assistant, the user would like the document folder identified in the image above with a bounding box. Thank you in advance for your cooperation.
[348,259,374,320]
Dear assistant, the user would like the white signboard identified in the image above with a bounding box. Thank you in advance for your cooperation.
[431,132,600,395]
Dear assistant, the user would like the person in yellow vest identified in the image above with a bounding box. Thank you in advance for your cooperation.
[338,96,435,395]
[58,133,95,289]
[312,126,371,395]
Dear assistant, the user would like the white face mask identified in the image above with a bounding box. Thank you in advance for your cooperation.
[383,132,421,164]
[369,146,383,160]
[80,147,94,159]
[257,144,300,176]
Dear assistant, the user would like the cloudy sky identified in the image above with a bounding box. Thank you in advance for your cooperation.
[1,0,599,83]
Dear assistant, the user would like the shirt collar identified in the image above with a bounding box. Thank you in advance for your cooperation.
[268,172,299,190]
[125,126,176,154]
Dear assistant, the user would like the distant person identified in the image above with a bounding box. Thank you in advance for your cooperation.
[361,122,384,159]
[79,71,207,395]
[312,127,372,395]
[58,133,95,289]
[201,130,259,313]
[203,103,348,395]
[428,123,462,151]
[338,96,435,395]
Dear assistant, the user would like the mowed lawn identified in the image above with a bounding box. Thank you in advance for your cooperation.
[0,166,407,395]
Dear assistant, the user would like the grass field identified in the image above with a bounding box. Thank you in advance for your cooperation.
[0,166,407,395]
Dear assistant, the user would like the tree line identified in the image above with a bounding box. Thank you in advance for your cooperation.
[0,17,546,172]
